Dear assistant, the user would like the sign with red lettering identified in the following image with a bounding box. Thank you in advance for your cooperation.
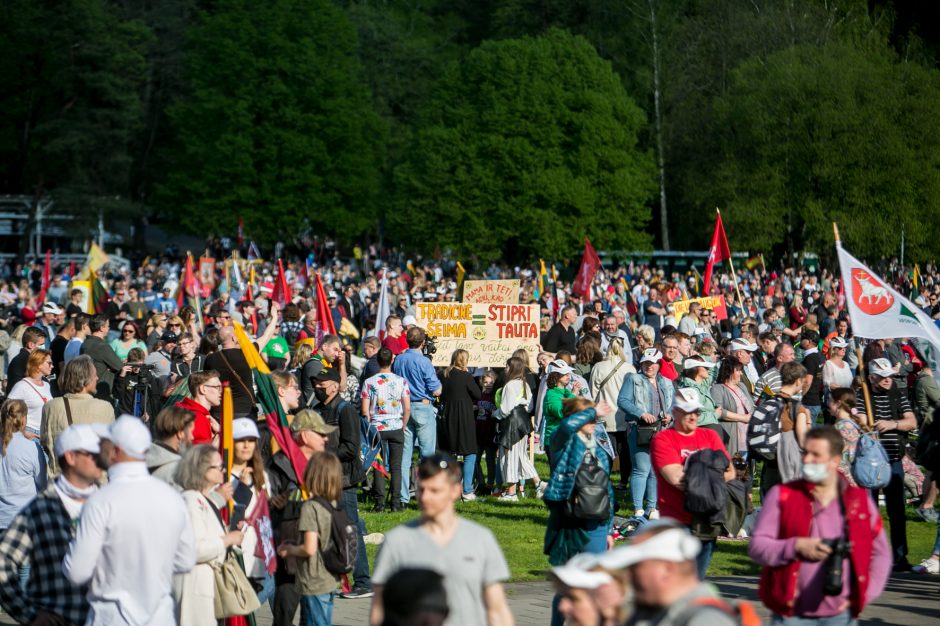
[415,302,540,367]
[463,279,520,304]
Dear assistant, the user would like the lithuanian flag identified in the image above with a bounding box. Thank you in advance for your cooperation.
[233,322,308,490]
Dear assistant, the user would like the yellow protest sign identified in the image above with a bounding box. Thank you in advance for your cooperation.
[462,279,520,304]
[672,295,728,321]
[415,302,540,367]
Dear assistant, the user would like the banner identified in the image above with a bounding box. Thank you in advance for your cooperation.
[69,281,93,313]
[415,302,540,367]
[462,279,520,304]
[672,295,728,322]
[572,239,601,299]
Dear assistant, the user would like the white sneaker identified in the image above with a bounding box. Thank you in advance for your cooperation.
[913,558,940,574]
[499,493,519,502]
[634,509,645,518]
[461,493,477,502]
[647,510,660,520]
[363,533,385,546]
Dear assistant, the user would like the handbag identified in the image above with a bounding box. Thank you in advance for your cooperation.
[564,450,610,521]
[496,383,533,448]
[212,550,261,618]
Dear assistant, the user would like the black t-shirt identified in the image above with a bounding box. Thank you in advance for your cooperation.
[204,348,255,418]
[542,323,576,354]
[801,350,824,406]
[6,350,29,390]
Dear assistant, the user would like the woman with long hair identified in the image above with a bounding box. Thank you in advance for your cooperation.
[574,337,601,381]
[710,358,754,456]
[0,399,46,532]
[830,388,865,487]
[496,357,544,501]
[438,349,482,500]
[6,349,53,437]
[110,321,147,361]
[146,313,168,352]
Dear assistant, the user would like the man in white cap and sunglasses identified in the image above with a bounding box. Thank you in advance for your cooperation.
[597,520,742,626]
[0,424,103,625]
[65,415,196,625]
[651,388,733,579]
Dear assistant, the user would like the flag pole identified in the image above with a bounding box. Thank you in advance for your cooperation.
[717,209,745,307]
[835,221,874,428]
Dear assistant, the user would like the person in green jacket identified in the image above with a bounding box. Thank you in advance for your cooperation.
[677,357,726,443]
[542,360,575,468]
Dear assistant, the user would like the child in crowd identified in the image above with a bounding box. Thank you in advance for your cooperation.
[277,451,342,626]
[475,369,499,493]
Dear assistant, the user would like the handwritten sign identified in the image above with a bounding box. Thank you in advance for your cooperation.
[673,295,728,321]
[462,279,520,304]
[415,302,540,367]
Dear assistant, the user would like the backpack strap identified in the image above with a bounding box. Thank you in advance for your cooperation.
[63,396,73,426]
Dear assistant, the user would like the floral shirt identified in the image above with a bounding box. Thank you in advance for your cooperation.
[834,417,862,487]
[361,372,411,431]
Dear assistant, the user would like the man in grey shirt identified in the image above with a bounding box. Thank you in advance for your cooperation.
[370,453,513,626]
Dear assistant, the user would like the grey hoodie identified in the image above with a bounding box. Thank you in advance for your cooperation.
[145,442,181,490]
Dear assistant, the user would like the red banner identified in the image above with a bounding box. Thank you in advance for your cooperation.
[571,239,601,300]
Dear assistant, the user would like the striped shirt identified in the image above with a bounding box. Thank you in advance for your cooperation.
[856,386,911,461]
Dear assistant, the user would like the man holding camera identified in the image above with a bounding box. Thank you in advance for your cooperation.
[749,426,891,624]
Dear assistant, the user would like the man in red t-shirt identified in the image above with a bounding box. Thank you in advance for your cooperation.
[382,315,406,355]
[651,387,733,578]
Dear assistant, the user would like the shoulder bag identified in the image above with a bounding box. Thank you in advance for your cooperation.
[496,382,533,449]
[635,381,666,447]
[212,550,261,618]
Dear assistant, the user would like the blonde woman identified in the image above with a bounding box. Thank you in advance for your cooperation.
[0,399,46,531]
[146,314,168,352]
[439,349,481,499]
[6,350,53,437]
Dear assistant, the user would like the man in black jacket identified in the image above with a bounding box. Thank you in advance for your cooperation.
[80,315,122,402]
[314,366,371,598]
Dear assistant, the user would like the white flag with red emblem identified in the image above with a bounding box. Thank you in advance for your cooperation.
[837,242,940,348]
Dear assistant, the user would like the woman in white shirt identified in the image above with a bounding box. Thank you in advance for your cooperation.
[496,357,545,501]
[6,349,53,437]
[822,336,854,392]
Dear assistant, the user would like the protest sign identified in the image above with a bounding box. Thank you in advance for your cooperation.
[415,302,540,367]
[462,279,520,304]
[673,295,728,321]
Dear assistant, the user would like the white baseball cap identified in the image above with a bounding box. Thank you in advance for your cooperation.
[596,524,701,570]
[402,314,417,327]
[829,336,849,349]
[54,424,101,458]
[550,553,612,590]
[682,357,716,370]
[673,388,704,413]
[868,358,894,378]
[109,415,152,459]
[639,348,663,364]
[42,302,64,315]
[231,418,260,441]
[729,338,758,352]
[548,359,573,375]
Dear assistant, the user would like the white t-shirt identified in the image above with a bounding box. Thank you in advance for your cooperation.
[7,378,52,432]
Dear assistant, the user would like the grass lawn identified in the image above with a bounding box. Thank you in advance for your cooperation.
[357,455,940,582]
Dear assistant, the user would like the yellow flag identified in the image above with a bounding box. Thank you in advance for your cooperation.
[76,243,110,280]
[538,259,547,297]
[913,264,921,291]
[456,261,466,288]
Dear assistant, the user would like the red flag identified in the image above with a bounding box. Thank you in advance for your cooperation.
[572,239,601,300]
[178,255,199,310]
[270,259,290,309]
[246,490,277,575]
[37,250,51,306]
[703,212,731,296]
[236,216,245,247]
[314,272,336,342]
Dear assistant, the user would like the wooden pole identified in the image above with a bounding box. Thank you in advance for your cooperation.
[856,347,874,429]
[716,208,746,307]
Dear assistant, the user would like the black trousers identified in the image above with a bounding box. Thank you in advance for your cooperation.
[872,459,909,564]
[373,429,404,508]
[611,430,632,485]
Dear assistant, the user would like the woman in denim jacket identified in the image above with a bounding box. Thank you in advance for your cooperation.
[617,348,675,518]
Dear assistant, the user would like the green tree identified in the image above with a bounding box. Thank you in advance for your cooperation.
[0,0,150,248]
[158,0,386,245]
[393,29,655,263]
[690,42,940,259]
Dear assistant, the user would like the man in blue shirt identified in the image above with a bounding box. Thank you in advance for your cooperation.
[392,327,441,506]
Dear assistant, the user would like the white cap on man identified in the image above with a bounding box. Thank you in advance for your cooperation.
[54,424,101,458]
[868,358,894,378]
[597,522,702,570]
[109,415,152,459]
[729,338,758,352]
[42,302,64,316]
[673,388,704,413]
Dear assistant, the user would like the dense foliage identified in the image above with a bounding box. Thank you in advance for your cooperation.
[1,0,938,260]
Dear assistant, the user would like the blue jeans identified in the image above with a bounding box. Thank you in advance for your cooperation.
[341,488,371,590]
[400,402,437,504]
[255,568,276,607]
[550,523,609,626]
[627,429,656,511]
[696,539,715,580]
[932,515,940,555]
[300,592,334,626]
[806,404,823,426]
[771,612,857,626]
[462,453,477,495]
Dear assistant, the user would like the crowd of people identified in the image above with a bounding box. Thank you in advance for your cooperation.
[0,245,938,625]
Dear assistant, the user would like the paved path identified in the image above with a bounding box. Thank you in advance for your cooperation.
[4,573,937,624]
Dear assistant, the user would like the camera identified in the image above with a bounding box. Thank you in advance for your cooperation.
[821,538,852,596]
[126,362,156,386]
[422,334,437,359]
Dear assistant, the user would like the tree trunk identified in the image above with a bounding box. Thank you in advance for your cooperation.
[649,0,670,250]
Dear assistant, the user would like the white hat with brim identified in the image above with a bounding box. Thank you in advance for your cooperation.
[673,388,704,413]
[54,424,101,458]
[829,337,849,349]
[596,526,702,570]
[639,348,663,364]
[550,552,611,589]
[548,359,573,375]
[109,415,152,459]
[402,314,417,326]
[730,339,758,352]
[868,357,894,378]
[42,302,64,315]
[682,358,716,370]
[232,418,260,441]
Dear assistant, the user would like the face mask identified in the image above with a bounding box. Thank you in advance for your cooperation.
[314,388,330,403]
[801,462,829,484]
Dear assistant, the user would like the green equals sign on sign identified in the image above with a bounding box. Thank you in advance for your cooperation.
[472,315,486,326]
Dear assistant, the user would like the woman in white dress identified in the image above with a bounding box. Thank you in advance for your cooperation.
[496,357,545,501]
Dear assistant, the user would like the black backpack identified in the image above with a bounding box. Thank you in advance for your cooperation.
[746,396,789,461]
[564,450,610,521]
[312,496,358,576]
